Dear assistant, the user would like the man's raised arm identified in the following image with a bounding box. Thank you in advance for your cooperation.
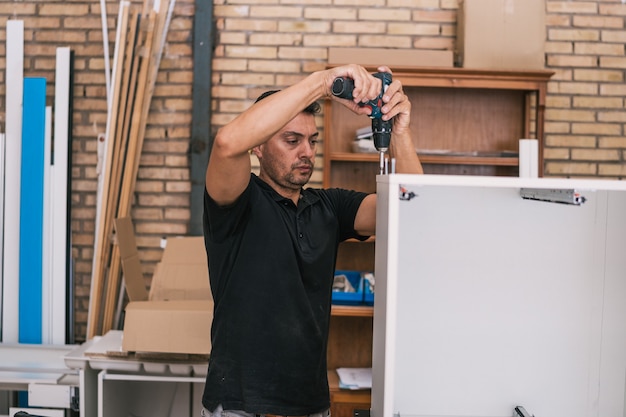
[205,64,387,206]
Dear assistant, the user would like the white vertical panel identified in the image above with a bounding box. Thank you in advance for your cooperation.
[99,0,111,104]
[0,133,5,326]
[51,47,71,345]
[519,139,539,179]
[42,106,53,344]
[529,139,538,178]
[519,139,530,178]
[373,174,626,417]
[372,178,394,417]
[2,20,24,343]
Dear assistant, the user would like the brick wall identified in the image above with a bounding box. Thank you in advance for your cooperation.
[0,0,624,342]
[544,1,626,177]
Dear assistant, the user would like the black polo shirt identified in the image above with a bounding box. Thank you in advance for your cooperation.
[202,173,369,416]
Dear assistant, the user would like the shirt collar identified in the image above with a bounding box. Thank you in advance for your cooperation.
[252,173,320,208]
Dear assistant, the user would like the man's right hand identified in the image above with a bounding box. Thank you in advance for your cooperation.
[323,64,386,118]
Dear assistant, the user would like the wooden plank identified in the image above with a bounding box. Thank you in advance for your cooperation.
[99,8,158,335]
[103,11,145,333]
[88,2,131,339]
[120,8,170,218]
[2,20,24,343]
[95,0,176,334]
[106,8,139,233]
[115,1,172,212]
[101,9,141,333]
[103,0,173,333]
[90,2,131,337]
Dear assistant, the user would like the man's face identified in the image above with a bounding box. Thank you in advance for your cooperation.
[253,112,319,193]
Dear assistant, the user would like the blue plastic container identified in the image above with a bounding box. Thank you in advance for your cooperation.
[331,270,363,305]
[362,272,375,306]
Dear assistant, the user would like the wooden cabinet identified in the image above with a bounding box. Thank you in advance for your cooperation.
[323,67,553,415]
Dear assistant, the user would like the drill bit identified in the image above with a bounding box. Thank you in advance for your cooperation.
[379,151,385,175]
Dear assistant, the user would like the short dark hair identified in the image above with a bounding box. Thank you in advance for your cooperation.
[254,90,321,115]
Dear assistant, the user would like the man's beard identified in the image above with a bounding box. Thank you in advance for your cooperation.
[259,153,314,191]
[284,159,313,188]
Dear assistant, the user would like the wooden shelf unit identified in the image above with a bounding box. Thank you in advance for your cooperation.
[328,369,371,417]
[323,66,553,416]
[323,66,554,186]
[327,306,373,417]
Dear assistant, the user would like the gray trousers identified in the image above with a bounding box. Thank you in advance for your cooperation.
[201,404,330,417]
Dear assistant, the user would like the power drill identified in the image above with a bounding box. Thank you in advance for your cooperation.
[331,72,393,175]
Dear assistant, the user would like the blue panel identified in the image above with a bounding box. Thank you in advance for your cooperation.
[19,77,46,344]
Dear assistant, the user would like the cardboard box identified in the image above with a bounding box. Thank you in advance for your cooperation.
[115,217,213,355]
[122,300,213,355]
[148,235,212,301]
[457,0,545,70]
[328,47,453,68]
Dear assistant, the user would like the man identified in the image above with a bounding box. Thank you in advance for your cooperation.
[202,64,423,417]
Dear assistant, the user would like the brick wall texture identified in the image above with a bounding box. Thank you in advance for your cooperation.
[0,0,625,341]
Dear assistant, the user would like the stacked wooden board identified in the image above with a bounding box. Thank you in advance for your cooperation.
[87,0,176,339]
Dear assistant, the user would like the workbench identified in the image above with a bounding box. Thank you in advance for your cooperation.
[0,343,78,416]
[1,331,208,417]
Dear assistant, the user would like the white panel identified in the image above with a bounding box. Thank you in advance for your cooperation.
[28,383,72,409]
[529,139,538,178]
[372,179,391,417]
[79,367,98,417]
[599,191,626,417]
[42,106,53,345]
[2,20,24,343]
[374,174,626,417]
[518,139,538,179]
[51,46,72,345]
[0,133,5,330]
[99,0,111,103]
[518,139,530,178]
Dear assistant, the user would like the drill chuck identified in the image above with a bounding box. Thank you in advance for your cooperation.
[372,117,391,152]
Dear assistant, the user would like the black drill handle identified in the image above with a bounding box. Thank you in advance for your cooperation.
[332,72,393,151]
[331,77,355,100]
[331,72,391,119]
